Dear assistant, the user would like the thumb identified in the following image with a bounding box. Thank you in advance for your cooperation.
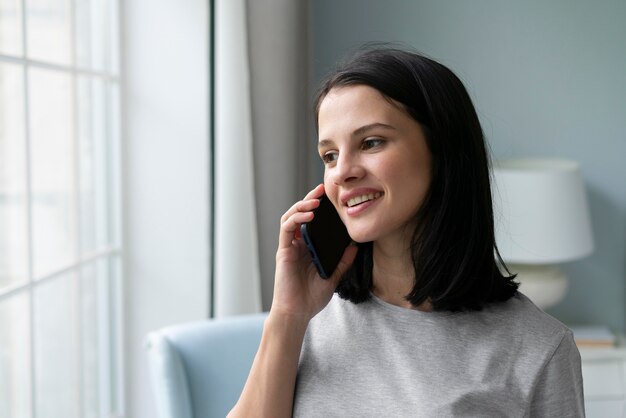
[329,243,358,286]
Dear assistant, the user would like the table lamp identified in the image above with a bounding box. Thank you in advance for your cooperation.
[493,158,594,309]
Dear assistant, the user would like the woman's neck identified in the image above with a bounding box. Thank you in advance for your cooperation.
[371,239,432,312]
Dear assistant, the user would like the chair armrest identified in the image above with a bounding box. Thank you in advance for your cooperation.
[146,331,193,418]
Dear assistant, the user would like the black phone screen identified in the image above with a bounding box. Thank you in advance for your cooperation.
[300,195,352,279]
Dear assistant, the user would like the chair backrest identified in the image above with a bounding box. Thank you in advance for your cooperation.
[146,312,267,418]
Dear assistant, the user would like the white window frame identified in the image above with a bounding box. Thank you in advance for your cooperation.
[0,0,124,416]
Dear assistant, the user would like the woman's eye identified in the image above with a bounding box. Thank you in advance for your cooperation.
[362,138,384,150]
[321,152,338,164]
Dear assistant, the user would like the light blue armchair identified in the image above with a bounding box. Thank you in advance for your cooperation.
[146,312,267,418]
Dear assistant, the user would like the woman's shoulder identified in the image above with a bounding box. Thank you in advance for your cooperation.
[311,292,370,323]
[493,291,568,326]
[311,291,574,352]
[481,291,575,348]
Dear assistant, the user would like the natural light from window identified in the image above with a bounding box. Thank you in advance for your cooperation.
[0,0,122,417]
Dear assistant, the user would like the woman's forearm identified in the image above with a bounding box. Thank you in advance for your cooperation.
[228,311,309,418]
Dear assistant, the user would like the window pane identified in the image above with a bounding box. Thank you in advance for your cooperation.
[34,273,78,418]
[0,62,28,290]
[74,0,119,74]
[106,0,119,75]
[0,0,23,56]
[78,76,108,254]
[80,261,100,418]
[0,292,31,418]
[28,68,77,278]
[107,255,122,414]
[108,82,121,247]
[26,0,72,66]
[75,0,104,71]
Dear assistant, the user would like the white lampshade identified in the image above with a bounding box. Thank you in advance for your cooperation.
[493,158,595,308]
[493,158,594,264]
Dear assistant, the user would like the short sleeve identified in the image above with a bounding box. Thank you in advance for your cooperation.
[529,330,585,417]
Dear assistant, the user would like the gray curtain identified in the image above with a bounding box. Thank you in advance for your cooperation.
[247,0,316,310]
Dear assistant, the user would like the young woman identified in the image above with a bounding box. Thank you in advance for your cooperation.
[229,47,584,417]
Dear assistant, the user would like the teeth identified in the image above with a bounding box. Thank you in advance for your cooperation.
[347,192,381,208]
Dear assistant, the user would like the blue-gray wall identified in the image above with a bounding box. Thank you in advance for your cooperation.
[310,0,626,333]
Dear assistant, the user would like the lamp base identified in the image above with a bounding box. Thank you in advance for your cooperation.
[509,264,568,309]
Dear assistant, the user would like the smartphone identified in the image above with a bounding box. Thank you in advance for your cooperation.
[300,195,352,279]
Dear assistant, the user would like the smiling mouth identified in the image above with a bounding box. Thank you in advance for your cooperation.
[347,192,383,208]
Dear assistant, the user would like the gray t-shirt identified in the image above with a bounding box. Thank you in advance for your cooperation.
[294,292,584,417]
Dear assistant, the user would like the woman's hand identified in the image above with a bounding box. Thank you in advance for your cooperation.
[271,184,357,323]
[230,186,356,418]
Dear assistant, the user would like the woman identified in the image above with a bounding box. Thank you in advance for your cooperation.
[229,47,584,417]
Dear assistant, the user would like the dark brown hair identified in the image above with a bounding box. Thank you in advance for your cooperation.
[315,47,518,311]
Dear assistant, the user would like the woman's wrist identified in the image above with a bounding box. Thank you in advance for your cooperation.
[266,308,311,335]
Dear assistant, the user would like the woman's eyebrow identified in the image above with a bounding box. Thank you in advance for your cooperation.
[318,122,396,150]
[352,122,396,137]
[317,139,333,150]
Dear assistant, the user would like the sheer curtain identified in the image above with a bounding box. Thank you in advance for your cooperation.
[247,0,312,310]
[214,0,312,316]
[214,0,262,317]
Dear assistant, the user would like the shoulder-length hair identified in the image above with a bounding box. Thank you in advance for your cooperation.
[314,46,518,311]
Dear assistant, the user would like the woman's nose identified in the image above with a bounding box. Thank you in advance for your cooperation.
[330,152,365,185]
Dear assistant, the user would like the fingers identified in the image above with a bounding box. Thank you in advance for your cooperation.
[279,198,319,225]
[279,211,313,248]
[303,183,325,200]
[280,184,324,224]
[278,184,325,250]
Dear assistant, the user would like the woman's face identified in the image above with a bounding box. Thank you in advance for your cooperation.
[318,85,432,245]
